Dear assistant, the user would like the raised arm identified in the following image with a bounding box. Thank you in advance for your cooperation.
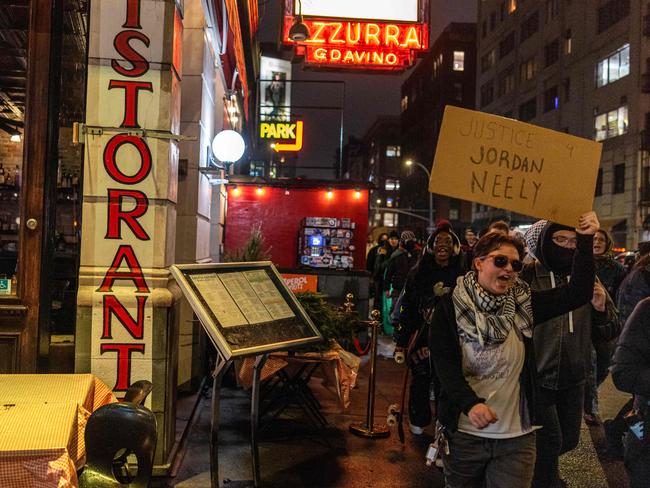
[531,212,598,324]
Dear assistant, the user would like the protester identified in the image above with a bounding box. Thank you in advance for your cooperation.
[395,227,464,435]
[384,230,419,314]
[373,230,400,332]
[521,219,620,488]
[583,229,627,425]
[611,297,650,488]
[617,253,650,325]
[366,232,388,275]
[462,227,478,254]
[429,212,599,488]
[488,220,510,235]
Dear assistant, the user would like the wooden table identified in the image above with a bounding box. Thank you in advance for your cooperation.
[0,374,116,488]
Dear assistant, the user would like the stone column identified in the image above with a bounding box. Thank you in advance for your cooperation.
[75,0,183,465]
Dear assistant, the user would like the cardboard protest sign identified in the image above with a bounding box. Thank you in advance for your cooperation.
[429,106,602,227]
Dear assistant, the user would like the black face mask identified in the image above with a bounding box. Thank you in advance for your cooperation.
[404,241,417,253]
[548,243,575,274]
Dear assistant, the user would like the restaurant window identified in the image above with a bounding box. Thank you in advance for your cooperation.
[594,105,629,141]
[499,31,515,59]
[521,11,539,42]
[596,44,630,87]
[545,39,559,67]
[543,86,559,112]
[595,168,603,197]
[481,80,495,108]
[453,51,465,71]
[386,146,400,158]
[520,57,537,82]
[519,97,537,122]
[597,0,630,34]
[613,163,626,194]
[481,49,496,73]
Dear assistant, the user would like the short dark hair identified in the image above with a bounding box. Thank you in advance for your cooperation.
[488,220,510,234]
[473,231,525,261]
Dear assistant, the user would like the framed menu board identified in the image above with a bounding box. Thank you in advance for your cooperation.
[170,262,323,360]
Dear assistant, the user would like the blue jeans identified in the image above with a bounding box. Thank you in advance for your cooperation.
[442,431,537,488]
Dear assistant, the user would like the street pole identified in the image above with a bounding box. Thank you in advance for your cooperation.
[407,160,434,233]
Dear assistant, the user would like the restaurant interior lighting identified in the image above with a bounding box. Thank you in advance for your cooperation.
[326,188,333,199]
[354,189,362,199]
[284,188,290,195]
[231,185,240,196]
[256,186,264,195]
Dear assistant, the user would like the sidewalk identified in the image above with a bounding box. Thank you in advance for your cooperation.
[171,337,630,488]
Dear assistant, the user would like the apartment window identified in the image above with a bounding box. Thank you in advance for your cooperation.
[597,0,630,34]
[453,51,465,71]
[249,161,265,177]
[519,57,537,82]
[564,29,572,54]
[521,11,539,42]
[481,49,496,73]
[481,80,495,107]
[449,208,460,220]
[453,82,463,102]
[383,213,398,227]
[386,197,394,208]
[545,0,558,22]
[499,32,516,59]
[543,86,559,112]
[596,44,630,87]
[490,11,497,30]
[519,97,537,122]
[386,146,401,158]
[544,39,559,67]
[594,105,629,141]
[613,163,625,194]
[498,68,516,96]
[563,77,571,102]
[385,179,400,191]
[595,168,603,197]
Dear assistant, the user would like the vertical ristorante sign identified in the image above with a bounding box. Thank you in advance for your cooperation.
[78,0,181,413]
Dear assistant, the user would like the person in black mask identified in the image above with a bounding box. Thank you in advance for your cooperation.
[384,230,419,310]
[522,220,621,488]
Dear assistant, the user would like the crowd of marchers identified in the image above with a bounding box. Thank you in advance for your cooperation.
[366,213,650,488]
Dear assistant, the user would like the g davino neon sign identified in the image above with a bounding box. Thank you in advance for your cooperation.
[282,0,428,70]
[260,121,304,152]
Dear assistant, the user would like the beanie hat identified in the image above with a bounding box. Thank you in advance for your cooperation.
[400,230,416,242]
[426,227,461,256]
[436,219,453,232]
[388,230,400,239]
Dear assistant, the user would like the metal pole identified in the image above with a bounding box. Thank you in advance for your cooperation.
[251,353,269,488]
[210,356,233,488]
[349,310,390,439]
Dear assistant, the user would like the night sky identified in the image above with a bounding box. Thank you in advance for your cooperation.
[257,0,478,177]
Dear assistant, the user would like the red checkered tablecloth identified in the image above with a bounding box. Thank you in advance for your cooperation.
[0,374,117,488]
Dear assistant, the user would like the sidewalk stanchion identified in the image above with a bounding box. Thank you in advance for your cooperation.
[349,309,390,439]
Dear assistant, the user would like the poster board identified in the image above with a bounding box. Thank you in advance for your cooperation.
[428,106,602,226]
[171,262,323,360]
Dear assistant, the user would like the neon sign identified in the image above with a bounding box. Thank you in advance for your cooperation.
[260,121,304,152]
[283,19,427,70]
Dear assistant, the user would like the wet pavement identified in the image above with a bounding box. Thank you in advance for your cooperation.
[171,337,630,488]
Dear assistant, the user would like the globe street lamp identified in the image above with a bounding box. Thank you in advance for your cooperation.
[201,129,246,184]
[405,159,433,233]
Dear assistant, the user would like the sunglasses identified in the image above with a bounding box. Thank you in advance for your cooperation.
[481,254,524,272]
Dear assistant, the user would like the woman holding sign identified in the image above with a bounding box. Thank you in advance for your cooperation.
[428,212,599,488]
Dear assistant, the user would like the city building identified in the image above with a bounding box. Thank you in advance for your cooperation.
[476,0,645,248]
[400,22,477,236]
[363,116,405,235]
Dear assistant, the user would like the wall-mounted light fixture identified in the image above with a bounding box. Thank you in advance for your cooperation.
[200,129,246,185]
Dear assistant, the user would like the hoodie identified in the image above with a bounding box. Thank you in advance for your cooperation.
[521,221,621,390]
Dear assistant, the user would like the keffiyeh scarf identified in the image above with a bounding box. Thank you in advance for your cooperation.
[452,272,534,347]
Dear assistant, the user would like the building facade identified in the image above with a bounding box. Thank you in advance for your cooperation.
[400,22,477,235]
[476,0,647,248]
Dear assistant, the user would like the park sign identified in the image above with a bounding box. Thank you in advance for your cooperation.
[429,106,602,227]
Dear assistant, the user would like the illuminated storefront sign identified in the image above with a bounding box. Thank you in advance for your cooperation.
[283,18,427,70]
[260,121,304,152]
[299,0,418,22]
